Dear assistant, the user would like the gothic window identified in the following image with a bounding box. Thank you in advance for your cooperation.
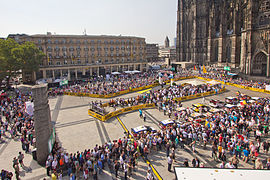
[226,40,232,63]
[258,0,270,26]
[215,6,221,35]
[214,41,218,62]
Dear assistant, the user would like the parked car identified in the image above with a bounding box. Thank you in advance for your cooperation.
[159,119,175,129]
[131,125,156,137]
[209,99,225,108]
[192,103,210,113]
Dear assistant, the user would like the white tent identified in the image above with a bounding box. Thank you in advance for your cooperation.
[124,71,132,74]
[111,72,121,75]
[207,80,221,85]
[132,70,141,73]
[187,80,206,86]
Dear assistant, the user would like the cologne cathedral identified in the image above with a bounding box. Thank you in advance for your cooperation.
[176,0,270,76]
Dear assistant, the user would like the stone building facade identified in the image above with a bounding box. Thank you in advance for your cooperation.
[9,33,147,81]
[176,0,270,76]
[146,44,159,62]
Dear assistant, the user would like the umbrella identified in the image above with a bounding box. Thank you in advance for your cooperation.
[132,70,141,73]
[124,71,132,74]
[111,72,121,75]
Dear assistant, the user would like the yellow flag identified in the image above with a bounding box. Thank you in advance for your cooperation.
[47,56,50,62]
[203,65,207,73]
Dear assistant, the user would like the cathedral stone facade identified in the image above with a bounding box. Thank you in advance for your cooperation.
[176,0,270,76]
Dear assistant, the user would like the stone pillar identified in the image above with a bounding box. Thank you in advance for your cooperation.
[67,69,71,81]
[33,72,37,82]
[32,84,52,165]
[60,69,63,78]
[52,70,55,79]
[90,68,92,76]
[140,63,143,71]
[82,68,86,76]
[75,69,78,79]
[267,54,270,77]
[207,7,213,63]
[97,67,99,76]
[43,70,47,79]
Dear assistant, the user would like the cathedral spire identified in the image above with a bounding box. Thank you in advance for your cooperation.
[165,36,170,48]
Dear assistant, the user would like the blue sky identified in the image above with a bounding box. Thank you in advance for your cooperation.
[1,0,177,45]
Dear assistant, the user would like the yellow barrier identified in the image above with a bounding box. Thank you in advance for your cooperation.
[226,83,268,93]
[64,76,196,98]
[195,76,270,94]
[116,116,163,180]
[88,103,156,121]
[64,83,159,98]
[174,88,226,101]
[90,88,226,121]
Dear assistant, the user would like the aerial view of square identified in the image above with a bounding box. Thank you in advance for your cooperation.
[0,0,270,180]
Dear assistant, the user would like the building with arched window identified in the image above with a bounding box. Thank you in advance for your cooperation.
[176,0,270,77]
[8,33,147,81]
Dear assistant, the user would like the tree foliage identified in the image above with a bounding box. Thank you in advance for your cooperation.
[0,39,20,82]
[12,42,44,73]
[0,39,44,85]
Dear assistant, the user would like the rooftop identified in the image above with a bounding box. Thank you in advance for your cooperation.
[8,33,145,39]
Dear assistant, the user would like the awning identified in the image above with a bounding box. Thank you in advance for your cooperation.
[227,72,237,76]
[207,80,221,85]
[132,70,141,73]
[111,72,121,75]
[187,80,206,86]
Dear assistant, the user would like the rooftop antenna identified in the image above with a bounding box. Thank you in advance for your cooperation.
[83,29,87,35]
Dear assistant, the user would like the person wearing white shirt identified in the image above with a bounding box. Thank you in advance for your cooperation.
[225,161,235,169]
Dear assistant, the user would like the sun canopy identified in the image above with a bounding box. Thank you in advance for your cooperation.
[187,80,206,86]
[207,80,221,85]
[111,72,121,75]
[225,104,236,108]
[132,70,141,73]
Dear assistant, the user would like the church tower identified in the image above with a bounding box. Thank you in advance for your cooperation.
[165,36,170,48]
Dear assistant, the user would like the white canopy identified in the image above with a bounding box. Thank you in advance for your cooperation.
[132,70,141,73]
[124,71,132,74]
[225,104,236,108]
[251,97,260,100]
[111,72,121,75]
[187,80,206,86]
[207,80,221,85]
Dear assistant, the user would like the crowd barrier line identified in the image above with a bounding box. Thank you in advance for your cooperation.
[88,103,156,121]
[173,88,226,101]
[64,75,269,98]
[116,116,163,180]
[195,76,270,94]
[63,76,196,98]
[89,88,226,122]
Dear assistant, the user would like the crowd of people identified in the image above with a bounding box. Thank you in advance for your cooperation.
[45,95,270,179]
[48,67,270,97]
[197,68,270,89]
[1,68,270,180]
[48,70,194,96]
[0,90,36,180]
[90,81,223,116]
[156,94,270,170]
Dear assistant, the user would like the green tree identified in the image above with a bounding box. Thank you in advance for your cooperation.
[12,41,44,82]
[0,38,20,86]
